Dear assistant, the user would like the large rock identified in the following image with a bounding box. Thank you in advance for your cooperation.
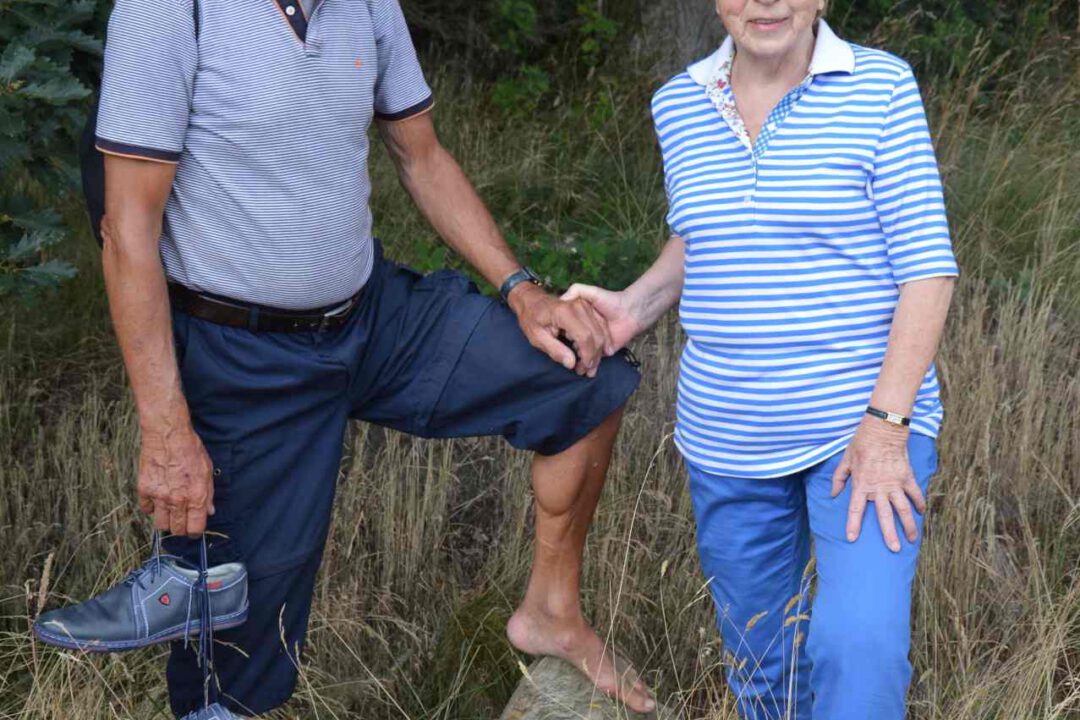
[499,657,675,720]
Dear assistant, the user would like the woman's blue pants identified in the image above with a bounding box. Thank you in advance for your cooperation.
[687,434,938,719]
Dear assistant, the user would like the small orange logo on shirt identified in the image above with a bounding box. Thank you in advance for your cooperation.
[355,58,364,69]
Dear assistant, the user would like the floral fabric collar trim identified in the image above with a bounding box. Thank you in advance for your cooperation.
[704,54,749,151]
[705,51,814,158]
[691,20,853,159]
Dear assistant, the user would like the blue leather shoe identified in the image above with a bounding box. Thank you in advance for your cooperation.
[33,536,248,653]
[180,703,244,719]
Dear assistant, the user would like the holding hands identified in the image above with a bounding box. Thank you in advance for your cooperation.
[560,284,647,357]
[558,233,688,359]
[508,281,611,378]
[510,279,655,376]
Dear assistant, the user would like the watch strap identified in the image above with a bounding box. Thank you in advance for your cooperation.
[866,406,912,427]
[499,267,541,303]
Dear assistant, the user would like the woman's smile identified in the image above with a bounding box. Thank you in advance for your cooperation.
[748,16,790,32]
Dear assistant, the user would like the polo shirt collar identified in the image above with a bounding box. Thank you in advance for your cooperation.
[687,19,855,86]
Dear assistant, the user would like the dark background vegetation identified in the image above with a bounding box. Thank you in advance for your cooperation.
[2,0,1077,301]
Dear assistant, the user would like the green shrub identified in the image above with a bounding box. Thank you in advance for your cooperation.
[576,2,619,68]
[492,64,552,117]
[829,0,1077,82]
[0,0,103,301]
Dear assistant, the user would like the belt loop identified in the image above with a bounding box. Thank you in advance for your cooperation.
[247,306,260,332]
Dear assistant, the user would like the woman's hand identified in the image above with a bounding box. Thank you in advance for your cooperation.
[831,417,926,552]
[561,235,686,355]
[560,285,647,356]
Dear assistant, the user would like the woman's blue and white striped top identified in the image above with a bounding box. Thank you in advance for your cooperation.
[653,21,959,479]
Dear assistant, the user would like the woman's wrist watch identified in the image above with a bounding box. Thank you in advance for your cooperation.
[500,266,542,304]
[865,405,912,427]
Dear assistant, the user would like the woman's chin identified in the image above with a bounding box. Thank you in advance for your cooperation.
[739,37,800,61]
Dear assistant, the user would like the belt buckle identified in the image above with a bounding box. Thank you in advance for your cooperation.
[317,297,354,332]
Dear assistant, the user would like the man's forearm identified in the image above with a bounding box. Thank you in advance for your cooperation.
[870,277,956,416]
[379,114,610,374]
[101,155,213,536]
[101,217,189,434]
[397,144,521,290]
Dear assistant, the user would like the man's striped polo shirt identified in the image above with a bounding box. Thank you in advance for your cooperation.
[652,21,960,479]
[97,0,434,309]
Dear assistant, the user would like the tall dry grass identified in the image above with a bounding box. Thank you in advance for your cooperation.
[2,47,1079,720]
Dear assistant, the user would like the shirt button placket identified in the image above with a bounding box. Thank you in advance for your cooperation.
[746,155,758,220]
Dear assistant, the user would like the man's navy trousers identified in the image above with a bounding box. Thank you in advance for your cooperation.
[163,244,640,717]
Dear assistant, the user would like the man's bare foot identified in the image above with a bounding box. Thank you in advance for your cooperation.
[507,604,656,714]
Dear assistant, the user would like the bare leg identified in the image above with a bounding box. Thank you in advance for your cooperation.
[506,407,655,713]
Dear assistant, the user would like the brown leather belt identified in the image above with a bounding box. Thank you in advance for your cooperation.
[168,282,362,333]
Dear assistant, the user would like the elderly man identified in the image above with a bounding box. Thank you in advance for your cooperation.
[50,0,653,716]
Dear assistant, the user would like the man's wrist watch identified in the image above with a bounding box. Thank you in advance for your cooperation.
[866,405,912,427]
[499,266,542,304]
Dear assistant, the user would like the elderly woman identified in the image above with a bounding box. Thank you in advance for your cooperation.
[566,1,958,717]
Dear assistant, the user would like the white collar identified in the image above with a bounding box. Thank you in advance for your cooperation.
[686,19,855,86]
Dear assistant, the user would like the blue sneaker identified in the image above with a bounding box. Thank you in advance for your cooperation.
[180,703,244,719]
[33,536,248,652]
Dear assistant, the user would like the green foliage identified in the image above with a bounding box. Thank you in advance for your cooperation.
[405,0,624,79]
[0,0,102,302]
[492,64,552,116]
[828,0,1077,82]
[504,223,654,294]
[1,0,1076,305]
[404,0,1076,91]
[490,0,540,57]
[576,2,618,68]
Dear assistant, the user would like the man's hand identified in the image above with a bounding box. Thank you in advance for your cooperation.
[137,423,215,538]
[831,417,926,552]
[508,283,611,377]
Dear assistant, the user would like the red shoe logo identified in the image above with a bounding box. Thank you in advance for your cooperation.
[159,593,171,606]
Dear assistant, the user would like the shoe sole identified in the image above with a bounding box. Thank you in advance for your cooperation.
[32,605,249,653]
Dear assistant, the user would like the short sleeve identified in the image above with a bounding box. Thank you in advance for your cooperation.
[871,66,960,284]
[96,0,198,163]
[651,92,679,235]
[369,0,433,121]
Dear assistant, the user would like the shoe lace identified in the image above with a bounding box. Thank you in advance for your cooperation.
[177,534,217,709]
[122,530,166,591]
[195,534,217,708]
[129,531,219,710]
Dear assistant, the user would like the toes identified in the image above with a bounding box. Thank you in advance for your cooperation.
[627,693,655,714]
[614,670,653,712]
